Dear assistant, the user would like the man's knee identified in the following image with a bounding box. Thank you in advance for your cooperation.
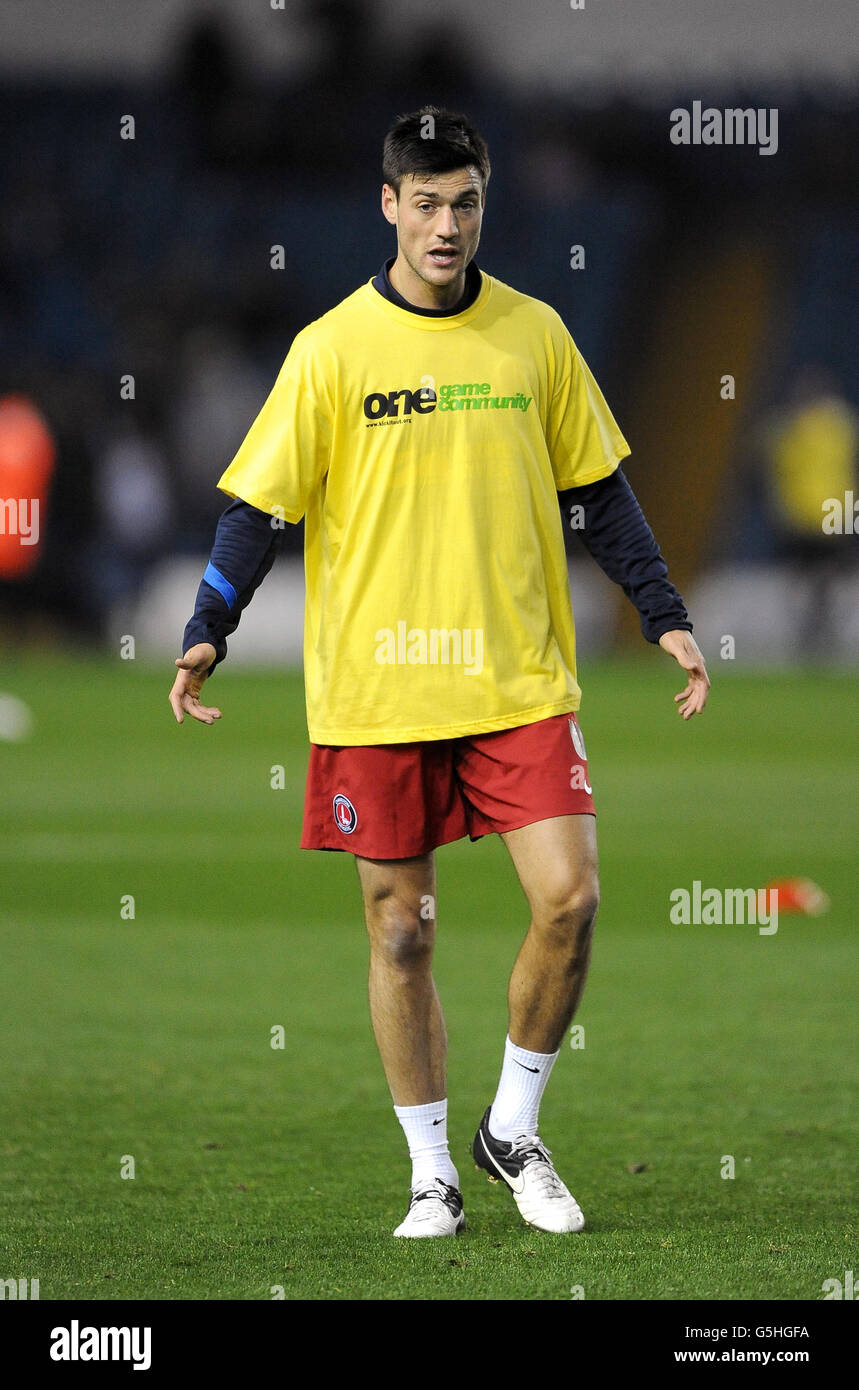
[363,882,435,970]
[532,868,600,948]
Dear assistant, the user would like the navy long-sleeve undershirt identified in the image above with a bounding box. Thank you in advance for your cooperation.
[565,467,692,643]
[182,498,284,670]
[181,467,691,672]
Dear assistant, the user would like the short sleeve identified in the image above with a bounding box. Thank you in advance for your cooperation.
[217,329,333,523]
[546,328,631,491]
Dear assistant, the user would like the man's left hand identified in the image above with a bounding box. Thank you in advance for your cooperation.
[658,629,710,719]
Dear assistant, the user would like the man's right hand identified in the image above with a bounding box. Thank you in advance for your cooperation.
[169,643,222,725]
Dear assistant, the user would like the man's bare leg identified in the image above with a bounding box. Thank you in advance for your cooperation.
[471,814,598,1232]
[500,813,599,1052]
[355,852,446,1105]
[356,852,463,1234]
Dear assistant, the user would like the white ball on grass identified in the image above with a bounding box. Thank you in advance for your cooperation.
[0,693,34,741]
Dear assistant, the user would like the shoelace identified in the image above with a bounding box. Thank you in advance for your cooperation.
[408,1179,459,1215]
[507,1135,568,1200]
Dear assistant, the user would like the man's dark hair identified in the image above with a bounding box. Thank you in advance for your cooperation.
[382,106,490,198]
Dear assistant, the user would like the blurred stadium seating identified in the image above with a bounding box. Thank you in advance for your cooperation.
[0,0,856,661]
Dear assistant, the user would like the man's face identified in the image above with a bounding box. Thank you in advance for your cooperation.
[381,167,484,304]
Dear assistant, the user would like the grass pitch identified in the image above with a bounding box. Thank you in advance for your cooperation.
[0,656,855,1300]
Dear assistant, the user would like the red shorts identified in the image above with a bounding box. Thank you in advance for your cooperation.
[300,711,595,859]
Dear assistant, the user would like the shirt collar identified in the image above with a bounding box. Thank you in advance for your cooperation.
[372,256,482,318]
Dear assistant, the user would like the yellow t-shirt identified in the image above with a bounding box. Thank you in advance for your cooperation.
[217,269,630,744]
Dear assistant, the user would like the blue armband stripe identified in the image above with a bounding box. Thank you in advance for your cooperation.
[203,562,237,610]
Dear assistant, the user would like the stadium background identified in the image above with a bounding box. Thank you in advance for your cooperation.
[0,0,856,1303]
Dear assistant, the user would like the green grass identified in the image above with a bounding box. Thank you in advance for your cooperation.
[0,657,855,1300]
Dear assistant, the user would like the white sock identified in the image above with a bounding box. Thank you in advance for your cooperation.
[488,1035,559,1141]
[394,1099,459,1189]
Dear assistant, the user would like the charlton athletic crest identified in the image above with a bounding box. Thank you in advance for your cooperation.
[568,717,587,762]
[333,793,358,834]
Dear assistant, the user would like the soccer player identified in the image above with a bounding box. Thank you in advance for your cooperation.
[169,107,710,1239]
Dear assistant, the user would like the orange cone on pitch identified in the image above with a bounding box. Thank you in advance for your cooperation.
[0,394,56,580]
[762,877,830,916]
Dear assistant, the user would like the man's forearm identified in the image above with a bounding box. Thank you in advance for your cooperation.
[566,467,692,642]
[182,499,284,670]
